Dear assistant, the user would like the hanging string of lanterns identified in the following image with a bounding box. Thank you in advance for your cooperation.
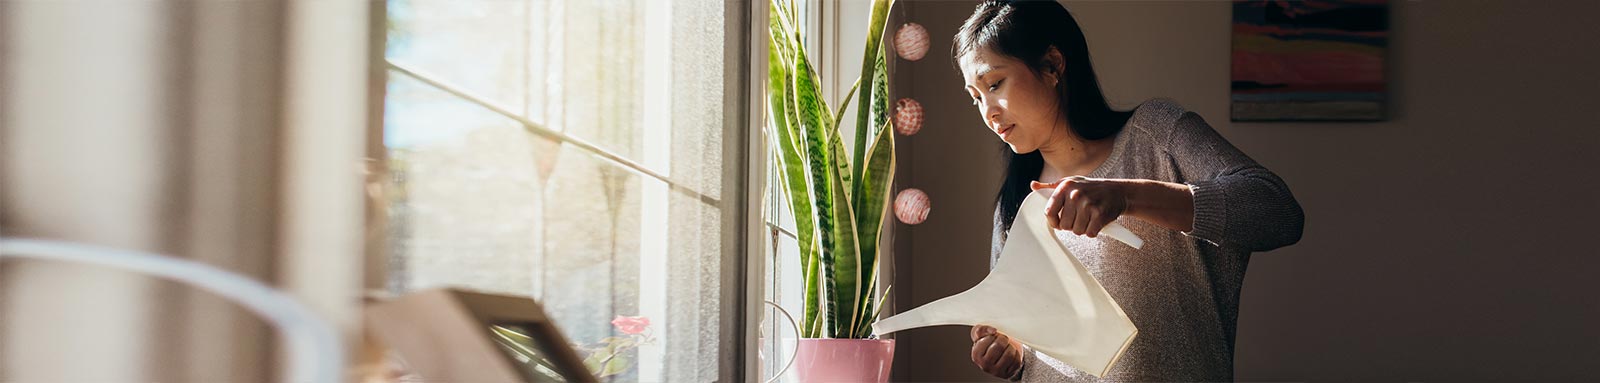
[891,21,933,225]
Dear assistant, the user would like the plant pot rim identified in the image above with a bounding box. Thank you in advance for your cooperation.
[797,338,894,343]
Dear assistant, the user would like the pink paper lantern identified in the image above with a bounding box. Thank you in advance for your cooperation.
[895,98,924,136]
[894,23,930,61]
[894,188,931,225]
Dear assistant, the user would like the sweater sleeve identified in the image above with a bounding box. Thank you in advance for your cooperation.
[1163,112,1305,251]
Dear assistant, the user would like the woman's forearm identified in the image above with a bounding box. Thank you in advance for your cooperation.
[1121,179,1194,233]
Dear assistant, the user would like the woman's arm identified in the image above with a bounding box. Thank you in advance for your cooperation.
[1031,112,1303,251]
[1161,112,1304,251]
[1031,177,1195,235]
[1122,179,1195,233]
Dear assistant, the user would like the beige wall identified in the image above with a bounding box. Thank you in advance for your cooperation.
[889,0,1600,381]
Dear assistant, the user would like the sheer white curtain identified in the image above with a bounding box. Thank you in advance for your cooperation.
[0,1,373,382]
[380,0,746,381]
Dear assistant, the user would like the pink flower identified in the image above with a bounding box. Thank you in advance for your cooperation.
[611,315,650,335]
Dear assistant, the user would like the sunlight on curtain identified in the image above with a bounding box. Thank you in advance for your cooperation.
[381,0,727,381]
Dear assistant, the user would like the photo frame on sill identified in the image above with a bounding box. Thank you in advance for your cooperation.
[366,288,596,383]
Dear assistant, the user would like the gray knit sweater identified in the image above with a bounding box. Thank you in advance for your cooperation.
[989,98,1304,382]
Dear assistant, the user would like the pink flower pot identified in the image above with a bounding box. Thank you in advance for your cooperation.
[794,338,895,383]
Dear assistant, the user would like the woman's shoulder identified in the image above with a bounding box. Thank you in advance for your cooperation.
[1128,98,1189,133]
[1127,97,1204,146]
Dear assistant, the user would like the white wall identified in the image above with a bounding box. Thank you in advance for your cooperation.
[889,0,1600,381]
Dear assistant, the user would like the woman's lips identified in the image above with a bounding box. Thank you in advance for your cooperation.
[995,123,1015,140]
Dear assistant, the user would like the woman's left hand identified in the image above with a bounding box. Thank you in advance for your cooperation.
[1030,176,1129,238]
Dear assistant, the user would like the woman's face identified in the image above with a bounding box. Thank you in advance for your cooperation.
[960,48,1063,154]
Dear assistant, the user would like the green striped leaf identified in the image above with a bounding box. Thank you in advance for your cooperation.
[856,284,892,337]
[851,108,895,337]
[767,0,824,338]
[831,134,852,201]
[826,132,862,337]
[833,78,861,133]
[851,0,893,185]
[869,50,890,138]
[789,26,844,337]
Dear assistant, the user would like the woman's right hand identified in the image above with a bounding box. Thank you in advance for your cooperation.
[970,325,1024,380]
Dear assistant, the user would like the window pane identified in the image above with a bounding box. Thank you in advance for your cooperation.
[381,0,731,381]
[384,73,543,295]
[760,224,804,383]
[385,0,526,113]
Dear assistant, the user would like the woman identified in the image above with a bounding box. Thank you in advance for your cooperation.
[955,1,1305,381]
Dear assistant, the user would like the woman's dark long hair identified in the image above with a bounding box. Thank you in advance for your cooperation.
[953,0,1133,232]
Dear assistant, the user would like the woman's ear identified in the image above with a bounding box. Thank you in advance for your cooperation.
[1042,46,1065,84]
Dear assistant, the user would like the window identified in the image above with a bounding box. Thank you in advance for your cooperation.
[379,1,751,381]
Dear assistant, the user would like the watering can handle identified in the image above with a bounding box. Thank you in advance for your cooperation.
[763,300,800,383]
[1028,188,1143,249]
[1098,222,1144,249]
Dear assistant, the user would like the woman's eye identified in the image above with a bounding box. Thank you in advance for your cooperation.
[987,79,1004,92]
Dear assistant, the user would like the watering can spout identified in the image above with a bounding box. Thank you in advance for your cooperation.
[871,285,994,336]
[868,189,1139,377]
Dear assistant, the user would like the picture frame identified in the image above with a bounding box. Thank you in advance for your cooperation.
[1231,0,1390,121]
[365,288,596,383]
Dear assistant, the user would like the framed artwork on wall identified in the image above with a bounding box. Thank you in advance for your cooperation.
[1231,0,1389,121]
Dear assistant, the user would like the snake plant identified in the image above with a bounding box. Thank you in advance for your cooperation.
[767,0,896,339]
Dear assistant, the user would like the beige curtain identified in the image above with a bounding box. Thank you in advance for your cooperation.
[0,1,376,382]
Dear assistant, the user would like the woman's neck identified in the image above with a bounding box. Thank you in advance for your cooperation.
[1036,124,1114,181]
